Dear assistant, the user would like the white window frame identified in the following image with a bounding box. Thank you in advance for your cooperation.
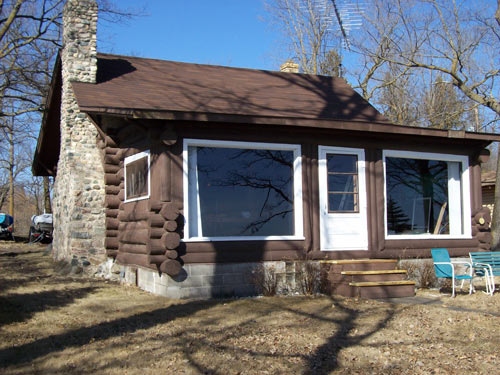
[183,139,304,242]
[383,150,471,240]
[124,150,151,203]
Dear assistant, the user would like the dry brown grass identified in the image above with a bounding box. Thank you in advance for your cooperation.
[0,243,499,375]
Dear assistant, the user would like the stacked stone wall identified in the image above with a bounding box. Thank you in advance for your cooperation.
[52,0,106,272]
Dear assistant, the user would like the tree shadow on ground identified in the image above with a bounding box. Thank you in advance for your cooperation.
[164,296,396,375]
[0,277,33,294]
[257,296,395,375]
[0,250,57,294]
[0,250,51,280]
[0,298,226,369]
[0,287,98,327]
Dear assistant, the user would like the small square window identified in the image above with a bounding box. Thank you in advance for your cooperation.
[124,151,150,202]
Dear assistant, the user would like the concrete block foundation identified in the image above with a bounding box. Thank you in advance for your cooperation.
[119,261,320,299]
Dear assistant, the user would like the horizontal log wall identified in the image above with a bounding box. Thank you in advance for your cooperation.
[168,120,488,262]
[98,134,121,260]
[99,123,183,276]
[97,118,490,268]
[471,206,492,251]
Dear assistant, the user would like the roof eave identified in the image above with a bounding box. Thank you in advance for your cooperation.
[78,106,500,144]
[32,52,62,176]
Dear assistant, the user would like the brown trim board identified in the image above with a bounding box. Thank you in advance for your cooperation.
[82,109,500,144]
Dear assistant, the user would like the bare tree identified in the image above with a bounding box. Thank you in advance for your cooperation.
[265,0,344,75]
[43,176,51,213]
[0,107,36,212]
[0,0,62,119]
[375,67,420,126]
[420,75,479,130]
[265,0,414,100]
[0,0,141,224]
[266,0,500,247]
[1,0,141,120]
[266,0,495,125]
[359,0,500,115]
[356,0,500,247]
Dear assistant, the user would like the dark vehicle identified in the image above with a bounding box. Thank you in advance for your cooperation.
[29,213,53,243]
[0,213,14,240]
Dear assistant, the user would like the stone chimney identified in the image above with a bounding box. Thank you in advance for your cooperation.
[52,0,106,272]
[280,60,299,73]
[62,0,98,83]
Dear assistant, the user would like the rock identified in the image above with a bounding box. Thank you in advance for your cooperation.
[110,262,121,274]
[70,265,83,275]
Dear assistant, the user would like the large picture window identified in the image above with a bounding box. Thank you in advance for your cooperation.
[383,150,470,239]
[183,139,303,241]
[124,151,150,202]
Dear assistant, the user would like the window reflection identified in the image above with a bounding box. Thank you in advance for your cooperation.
[125,156,148,200]
[327,154,359,212]
[386,157,462,235]
[189,147,294,237]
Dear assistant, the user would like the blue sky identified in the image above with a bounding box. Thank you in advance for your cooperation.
[98,0,279,71]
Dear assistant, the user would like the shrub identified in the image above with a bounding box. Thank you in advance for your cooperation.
[296,261,321,295]
[399,260,438,289]
[249,264,279,296]
[419,260,438,288]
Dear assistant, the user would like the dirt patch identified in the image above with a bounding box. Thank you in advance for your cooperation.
[0,245,499,375]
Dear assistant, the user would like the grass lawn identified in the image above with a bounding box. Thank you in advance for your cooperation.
[0,242,499,375]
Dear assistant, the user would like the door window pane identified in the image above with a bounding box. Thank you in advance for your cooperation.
[327,154,359,212]
[327,154,357,173]
[328,193,356,212]
[328,174,356,193]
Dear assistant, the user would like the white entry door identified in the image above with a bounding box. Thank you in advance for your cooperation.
[318,146,368,250]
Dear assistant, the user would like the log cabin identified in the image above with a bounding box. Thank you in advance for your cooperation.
[33,0,500,298]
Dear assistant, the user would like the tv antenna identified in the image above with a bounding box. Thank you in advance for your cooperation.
[332,1,365,49]
[305,0,365,50]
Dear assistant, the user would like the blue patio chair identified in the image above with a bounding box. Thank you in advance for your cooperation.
[431,248,474,297]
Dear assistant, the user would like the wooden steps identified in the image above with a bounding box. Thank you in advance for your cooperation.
[321,259,416,299]
[321,259,398,264]
[342,270,407,275]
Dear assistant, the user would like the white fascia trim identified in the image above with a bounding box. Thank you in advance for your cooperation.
[183,138,303,241]
[382,149,471,239]
[123,150,151,203]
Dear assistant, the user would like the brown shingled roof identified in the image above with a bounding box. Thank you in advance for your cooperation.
[34,52,500,177]
[71,53,390,123]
